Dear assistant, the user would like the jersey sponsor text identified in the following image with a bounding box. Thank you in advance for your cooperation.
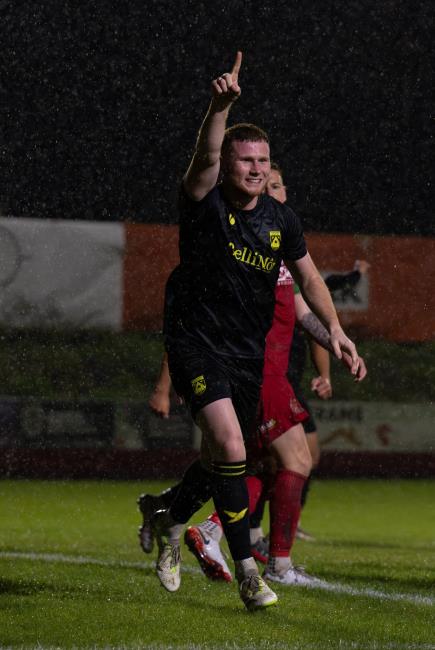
[228,242,277,273]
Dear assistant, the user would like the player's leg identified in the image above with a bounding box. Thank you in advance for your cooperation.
[296,429,319,541]
[151,347,277,608]
[138,483,181,553]
[184,512,233,582]
[246,475,270,562]
[301,430,320,509]
[151,453,214,592]
[264,423,320,585]
[294,392,319,541]
[257,375,320,585]
[249,483,266,531]
[153,400,277,609]
[182,399,247,585]
[196,399,277,609]
[149,346,221,593]
[267,421,311,569]
[248,480,277,566]
[184,473,266,582]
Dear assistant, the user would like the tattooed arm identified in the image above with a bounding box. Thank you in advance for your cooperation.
[294,292,367,382]
[294,292,332,350]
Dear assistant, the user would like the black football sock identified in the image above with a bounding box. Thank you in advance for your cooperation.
[210,460,251,561]
[160,484,181,508]
[169,459,213,524]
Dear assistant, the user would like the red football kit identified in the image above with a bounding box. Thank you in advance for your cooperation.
[257,263,308,448]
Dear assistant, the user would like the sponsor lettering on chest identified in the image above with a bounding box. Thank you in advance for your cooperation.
[228,238,278,273]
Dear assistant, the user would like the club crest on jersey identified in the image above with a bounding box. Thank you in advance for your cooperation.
[228,212,236,226]
[191,375,206,396]
[269,230,281,250]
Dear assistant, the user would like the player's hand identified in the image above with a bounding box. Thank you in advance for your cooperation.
[341,353,367,382]
[148,388,171,419]
[311,376,332,399]
[329,325,360,375]
[211,51,242,108]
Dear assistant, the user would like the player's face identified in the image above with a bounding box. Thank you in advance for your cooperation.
[222,140,271,198]
[265,169,287,204]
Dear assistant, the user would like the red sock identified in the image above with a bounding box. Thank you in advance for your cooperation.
[245,475,264,515]
[269,469,307,557]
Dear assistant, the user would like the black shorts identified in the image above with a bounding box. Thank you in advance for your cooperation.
[166,338,262,441]
[292,385,317,435]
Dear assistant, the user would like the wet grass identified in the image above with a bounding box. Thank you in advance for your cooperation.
[0,479,434,649]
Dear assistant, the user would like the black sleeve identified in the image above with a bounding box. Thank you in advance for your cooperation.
[178,183,210,221]
[325,270,361,292]
[280,204,307,261]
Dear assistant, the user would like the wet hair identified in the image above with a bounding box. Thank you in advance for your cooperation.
[221,123,269,158]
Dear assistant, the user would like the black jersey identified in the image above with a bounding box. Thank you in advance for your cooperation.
[164,184,307,359]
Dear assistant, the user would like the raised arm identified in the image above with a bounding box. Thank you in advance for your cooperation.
[183,51,242,201]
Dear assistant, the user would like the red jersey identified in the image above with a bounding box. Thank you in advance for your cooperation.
[256,262,308,448]
[262,263,296,376]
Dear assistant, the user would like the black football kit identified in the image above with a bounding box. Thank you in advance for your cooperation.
[164,184,307,427]
[163,182,307,563]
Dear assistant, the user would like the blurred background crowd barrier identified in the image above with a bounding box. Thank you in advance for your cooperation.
[0,216,434,478]
[1,217,435,339]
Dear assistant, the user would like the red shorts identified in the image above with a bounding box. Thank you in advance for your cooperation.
[256,375,308,448]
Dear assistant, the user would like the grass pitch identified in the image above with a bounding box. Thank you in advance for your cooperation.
[0,479,434,650]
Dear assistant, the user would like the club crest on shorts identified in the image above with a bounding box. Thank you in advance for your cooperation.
[269,230,281,250]
[290,397,305,415]
[191,374,206,396]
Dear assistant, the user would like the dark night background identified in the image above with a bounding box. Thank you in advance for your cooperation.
[1,1,433,234]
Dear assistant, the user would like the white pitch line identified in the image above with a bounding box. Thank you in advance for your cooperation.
[0,550,200,574]
[1,550,434,607]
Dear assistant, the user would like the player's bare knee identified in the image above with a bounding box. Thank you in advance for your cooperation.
[275,449,311,476]
[213,436,246,463]
[224,440,246,462]
[300,454,313,476]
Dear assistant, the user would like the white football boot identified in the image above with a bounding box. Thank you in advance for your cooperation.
[264,563,322,587]
[184,522,233,583]
[239,574,278,611]
[152,509,182,592]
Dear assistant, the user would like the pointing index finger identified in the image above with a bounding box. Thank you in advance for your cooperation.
[231,51,242,81]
